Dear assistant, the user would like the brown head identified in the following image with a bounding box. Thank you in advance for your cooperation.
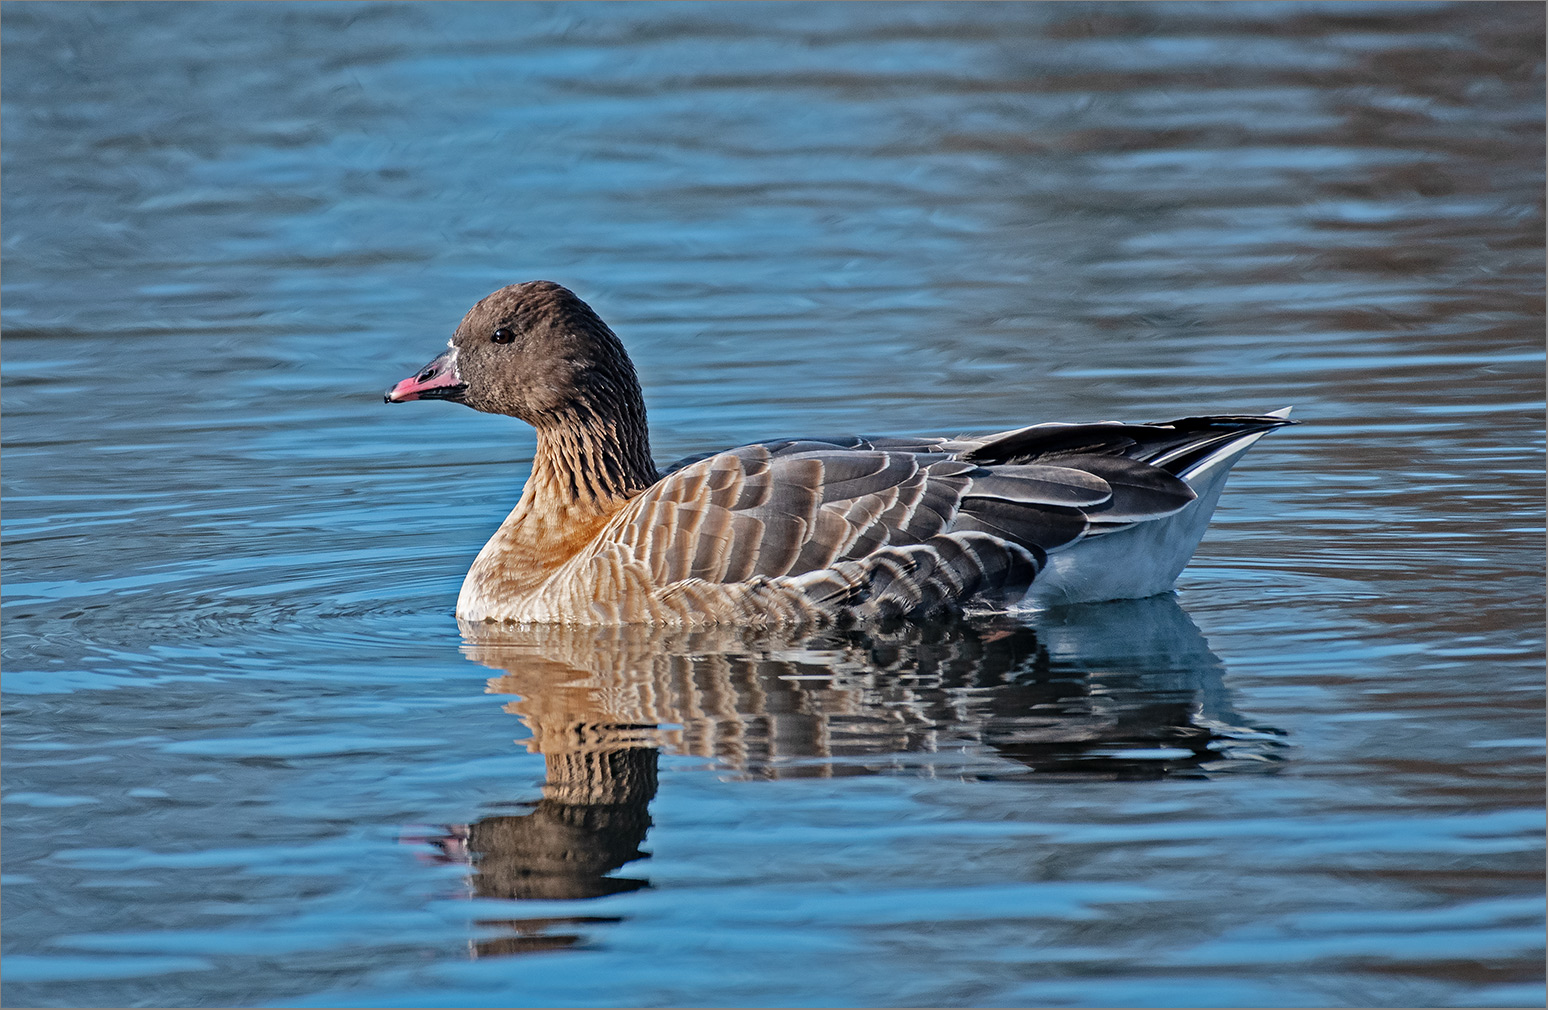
[386,280,657,501]
[385,280,647,429]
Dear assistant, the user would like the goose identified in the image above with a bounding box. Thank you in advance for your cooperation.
[386,281,1292,626]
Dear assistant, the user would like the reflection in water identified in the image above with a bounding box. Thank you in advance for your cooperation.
[442,741,657,901]
[441,597,1282,956]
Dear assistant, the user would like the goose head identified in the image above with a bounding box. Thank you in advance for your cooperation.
[385,280,641,428]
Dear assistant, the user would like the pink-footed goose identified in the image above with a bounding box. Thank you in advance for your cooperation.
[386,281,1292,626]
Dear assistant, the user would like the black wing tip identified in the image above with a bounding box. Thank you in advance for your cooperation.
[1151,413,1299,431]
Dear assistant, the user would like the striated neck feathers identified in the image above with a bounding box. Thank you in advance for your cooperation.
[525,394,657,515]
[520,300,657,509]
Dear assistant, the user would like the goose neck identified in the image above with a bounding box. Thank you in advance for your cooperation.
[523,411,656,516]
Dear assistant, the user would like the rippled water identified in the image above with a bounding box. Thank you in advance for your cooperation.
[3,3,1543,1006]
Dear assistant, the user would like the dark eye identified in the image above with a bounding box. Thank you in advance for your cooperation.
[491,327,516,344]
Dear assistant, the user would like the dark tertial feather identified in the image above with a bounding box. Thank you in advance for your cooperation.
[954,496,1089,551]
[1048,454,1196,522]
[962,464,1113,508]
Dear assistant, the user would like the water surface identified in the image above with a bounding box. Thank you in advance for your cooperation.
[3,2,1543,1006]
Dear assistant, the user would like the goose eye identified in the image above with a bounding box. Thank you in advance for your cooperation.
[491,327,516,344]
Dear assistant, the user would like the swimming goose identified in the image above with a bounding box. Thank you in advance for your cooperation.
[386,281,1292,626]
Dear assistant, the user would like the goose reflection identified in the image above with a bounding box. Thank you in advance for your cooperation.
[437,595,1282,957]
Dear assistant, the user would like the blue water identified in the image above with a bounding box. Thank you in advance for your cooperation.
[3,2,1543,1006]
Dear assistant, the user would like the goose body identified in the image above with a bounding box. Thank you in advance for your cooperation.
[386,281,1291,626]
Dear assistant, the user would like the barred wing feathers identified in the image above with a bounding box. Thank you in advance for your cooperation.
[588,413,1288,621]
